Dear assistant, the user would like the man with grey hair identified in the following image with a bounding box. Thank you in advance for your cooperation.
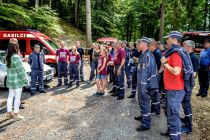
[182,40,198,133]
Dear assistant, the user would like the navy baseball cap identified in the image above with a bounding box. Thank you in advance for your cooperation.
[140,36,151,44]
[163,31,183,39]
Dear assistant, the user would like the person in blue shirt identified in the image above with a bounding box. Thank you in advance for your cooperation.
[197,39,210,97]
[75,41,85,82]
[182,40,199,133]
[28,44,46,96]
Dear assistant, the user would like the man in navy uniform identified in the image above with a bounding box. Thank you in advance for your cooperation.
[127,43,141,98]
[135,37,159,131]
[182,40,199,133]
[196,39,210,97]
[29,44,46,96]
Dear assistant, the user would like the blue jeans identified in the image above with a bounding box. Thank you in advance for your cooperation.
[166,90,185,140]
[31,69,44,93]
[57,62,68,85]
[89,60,98,81]
[125,64,131,87]
[114,65,125,97]
[79,60,84,81]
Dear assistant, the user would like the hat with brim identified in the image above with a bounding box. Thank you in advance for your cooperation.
[163,31,183,39]
[140,36,151,44]
[34,44,40,48]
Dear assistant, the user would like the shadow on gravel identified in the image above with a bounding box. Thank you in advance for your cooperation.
[0,119,20,133]
[80,82,96,90]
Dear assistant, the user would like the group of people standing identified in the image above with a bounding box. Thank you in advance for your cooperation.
[4,31,210,140]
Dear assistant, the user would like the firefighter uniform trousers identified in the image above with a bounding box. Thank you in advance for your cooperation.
[125,48,132,87]
[137,50,159,128]
[166,90,185,140]
[31,69,44,93]
[69,64,79,86]
[115,65,125,97]
[131,64,138,96]
[57,62,68,85]
[181,89,192,131]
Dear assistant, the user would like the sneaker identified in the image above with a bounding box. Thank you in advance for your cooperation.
[19,104,25,109]
[97,92,105,97]
[40,90,46,93]
[6,113,13,119]
[182,126,192,134]
[81,80,85,82]
[13,114,24,120]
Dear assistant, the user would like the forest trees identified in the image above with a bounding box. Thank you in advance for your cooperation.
[0,0,209,41]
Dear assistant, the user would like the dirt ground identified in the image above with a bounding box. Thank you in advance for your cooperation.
[0,64,209,140]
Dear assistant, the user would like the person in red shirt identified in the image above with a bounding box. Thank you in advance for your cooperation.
[112,41,126,100]
[95,47,108,97]
[55,41,70,87]
[160,31,185,140]
[68,46,81,88]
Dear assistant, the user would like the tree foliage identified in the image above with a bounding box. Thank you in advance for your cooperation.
[0,0,209,41]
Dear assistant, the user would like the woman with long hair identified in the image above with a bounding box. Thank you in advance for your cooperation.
[6,43,29,119]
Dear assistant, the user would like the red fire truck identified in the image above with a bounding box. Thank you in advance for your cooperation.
[0,30,59,74]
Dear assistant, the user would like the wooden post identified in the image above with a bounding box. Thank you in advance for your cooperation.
[159,0,165,41]
[86,0,92,48]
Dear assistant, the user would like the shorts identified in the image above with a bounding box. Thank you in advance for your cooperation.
[96,74,107,80]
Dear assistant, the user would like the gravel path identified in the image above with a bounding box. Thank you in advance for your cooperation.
[0,65,192,140]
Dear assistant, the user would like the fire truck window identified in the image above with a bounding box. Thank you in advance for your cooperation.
[0,40,26,52]
[18,40,26,53]
[0,40,9,51]
[30,40,50,54]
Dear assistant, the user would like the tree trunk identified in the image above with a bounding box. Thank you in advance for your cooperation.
[203,0,209,30]
[0,0,2,3]
[40,0,43,6]
[35,0,39,11]
[49,0,52,7]
[159,0,165,41]
[75,0,81,28]
[86,0,92,48]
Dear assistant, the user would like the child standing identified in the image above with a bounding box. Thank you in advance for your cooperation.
[68,46,81,88]
[95,47,108,97]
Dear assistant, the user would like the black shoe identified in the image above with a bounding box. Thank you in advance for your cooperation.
[160,132,170,137]
[135,116,142,121]
[56,84,62,87]
[97,92,105,97]
[65,83,69,86]
[127,85,131,88]
[201,94,207,97]
[136,125,150,131]
[117,96,124,100]
[31,93,36,96]
[111,93,118,96]
[108,89,114,93]
[127,94,135,98]
[76,84,80,88]
[21,101,25,104]
[196,92,203,96]
[81,80,85,82]
[68,82,73,88]
[19,104,25,109]
[40,90,46,93]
